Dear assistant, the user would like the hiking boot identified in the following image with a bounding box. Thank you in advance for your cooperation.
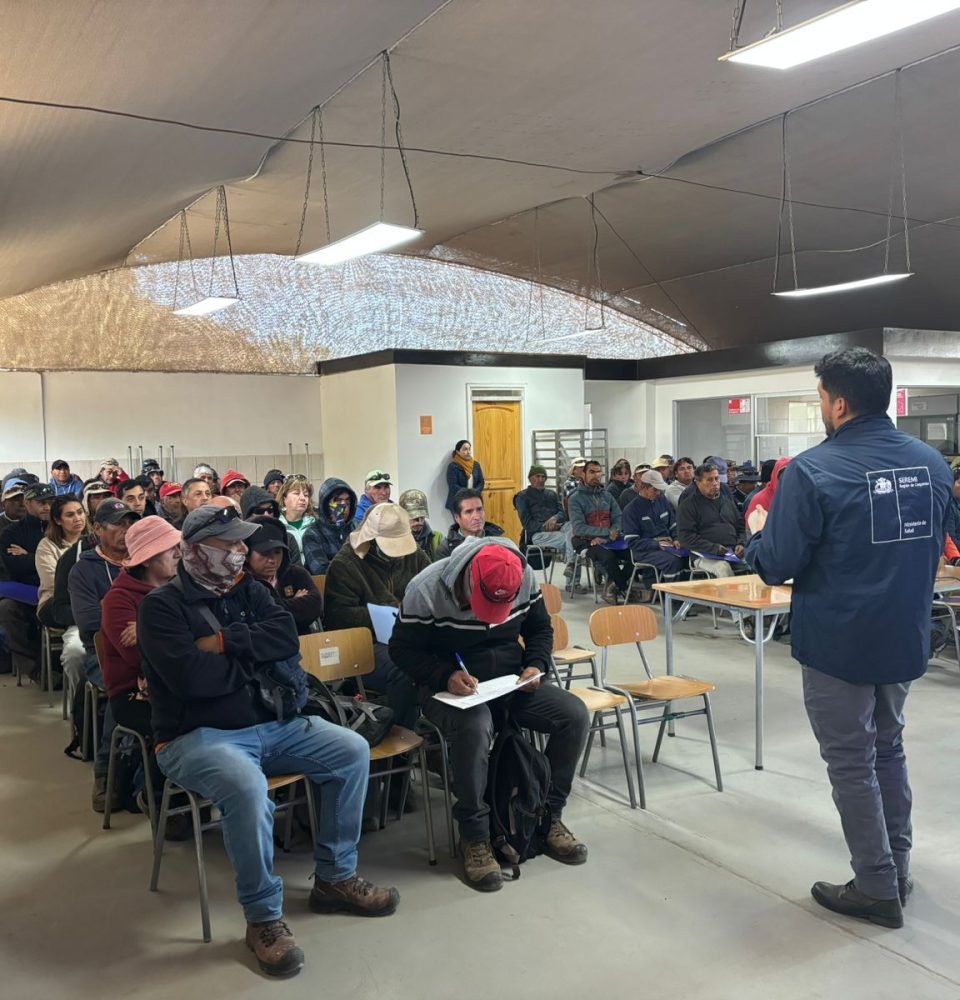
[544,820,588,865]
[602,582,621,605]
[308,874,399,916]
[91,774,119,814]
[461,839,503,892]
[245,919,304,978]
[810,880,903,928]
[899,876,914,906]
[563,563,575,580]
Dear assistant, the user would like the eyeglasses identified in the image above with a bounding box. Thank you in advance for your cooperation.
[368,475,391,485]
[183,504,239,541]
[284,474,308,484]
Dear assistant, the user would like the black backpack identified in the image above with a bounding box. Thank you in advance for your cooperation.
[485,716,552,878]
[302,674,395,747]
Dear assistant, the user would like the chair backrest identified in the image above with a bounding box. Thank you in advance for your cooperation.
[311,575,327,599]
[540,582,563,615]
[549,613,570,654]
[93,631,104,667]
[588,605,658,647]
[299,628,374,683]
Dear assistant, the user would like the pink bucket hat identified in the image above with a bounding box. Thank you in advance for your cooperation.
[122,517,182,568]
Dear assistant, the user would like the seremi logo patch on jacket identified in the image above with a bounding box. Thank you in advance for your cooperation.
[867,467,933,543]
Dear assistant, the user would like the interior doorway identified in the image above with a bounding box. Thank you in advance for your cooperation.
[471,399,522,544]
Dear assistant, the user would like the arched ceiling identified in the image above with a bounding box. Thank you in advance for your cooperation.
[4,0,960,351]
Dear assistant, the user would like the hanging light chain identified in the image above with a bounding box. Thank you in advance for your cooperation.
[295,107,319,257]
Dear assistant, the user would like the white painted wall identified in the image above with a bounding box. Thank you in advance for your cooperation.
[0,369,322,484]
[584,380,648,459]
[319,365,399,498]
[394,364,586,525]
[0,371,44,466]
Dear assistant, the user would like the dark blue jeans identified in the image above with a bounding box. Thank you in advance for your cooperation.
[157,716,369,923]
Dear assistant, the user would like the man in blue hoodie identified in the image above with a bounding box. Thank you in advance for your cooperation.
[303,477,358,575]
[747,348,953,930]
[49,460,84,496]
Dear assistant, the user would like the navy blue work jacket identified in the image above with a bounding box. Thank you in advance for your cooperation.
[746,413,953,684]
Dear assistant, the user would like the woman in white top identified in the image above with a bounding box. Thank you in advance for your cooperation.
[35,495,87,616]
[35,494,89,696]
[276,474,317,563]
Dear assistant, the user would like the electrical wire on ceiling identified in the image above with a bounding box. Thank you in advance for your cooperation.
[591,202,705,340]
[0,93,617,179]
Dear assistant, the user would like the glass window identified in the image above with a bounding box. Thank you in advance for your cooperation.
[675,397,752,466]
[755,393,823,461]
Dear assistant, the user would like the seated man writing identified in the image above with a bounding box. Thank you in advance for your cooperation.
[390,538,590,893]
[138,503,398,979]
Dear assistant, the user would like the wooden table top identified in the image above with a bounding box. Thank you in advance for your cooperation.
[652,573,793,610]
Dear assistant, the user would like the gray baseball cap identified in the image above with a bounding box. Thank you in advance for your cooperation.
[182,503,261,544]
[639,470,668,491]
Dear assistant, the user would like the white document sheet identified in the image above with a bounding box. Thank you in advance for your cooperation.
[432,672,544,710]
[366,604,399,644]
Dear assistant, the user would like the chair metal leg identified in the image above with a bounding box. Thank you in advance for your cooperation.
[418,744,437,865]
[436,734,456,858]
[580,722,598,777]
[102,726,121,830]
[304,781,319,848]
[614,706,638,809]
[91,690,100,764]
[150,782,171,892]
[137,735,158,833]
[82,684,93,761]
[704,693,723,792]
[626,700,647,810]
[186,792,212,943]
[652,703,671,761]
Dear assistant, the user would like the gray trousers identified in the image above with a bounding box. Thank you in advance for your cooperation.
[420,681,590,842]
[802,666,912,900]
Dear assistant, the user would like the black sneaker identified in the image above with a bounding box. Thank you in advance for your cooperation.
[811,880,903,928]
[245,919,304,978]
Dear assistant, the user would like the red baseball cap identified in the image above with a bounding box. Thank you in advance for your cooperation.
[159,482,182,499]
[470,546,523,625]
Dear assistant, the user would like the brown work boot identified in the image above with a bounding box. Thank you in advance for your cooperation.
[308,874,399,916]
[461,839,503,892]
[543,819,588,865]
[91,774,119,814]
[245,919,304,978]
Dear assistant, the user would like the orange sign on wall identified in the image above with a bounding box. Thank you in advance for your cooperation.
[419,415,433,435]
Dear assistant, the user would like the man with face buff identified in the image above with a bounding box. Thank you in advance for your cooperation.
[301,477,358,576]
[137,502,398,979]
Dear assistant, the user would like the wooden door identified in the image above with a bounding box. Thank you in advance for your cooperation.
[472,400,522,545]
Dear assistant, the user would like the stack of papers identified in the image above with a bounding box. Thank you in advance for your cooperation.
[433,672,543,710]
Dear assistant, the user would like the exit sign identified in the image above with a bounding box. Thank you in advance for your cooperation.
[728,397,751,415]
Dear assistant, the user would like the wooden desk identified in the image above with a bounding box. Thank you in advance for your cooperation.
[652,574,792,770]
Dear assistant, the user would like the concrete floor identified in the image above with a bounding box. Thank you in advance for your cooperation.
[1,598,959,999]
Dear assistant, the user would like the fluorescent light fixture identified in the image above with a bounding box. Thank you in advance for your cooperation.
[541,329,602,344]
[773,273,912,298]
[173,296,239,316]
[296,221,423,266]
[720,1,960,69]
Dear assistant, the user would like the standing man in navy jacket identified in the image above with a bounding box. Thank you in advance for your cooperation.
[747,348,952,930]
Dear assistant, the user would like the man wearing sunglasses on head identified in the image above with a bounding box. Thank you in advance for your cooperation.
[352,469,393,529]
[138,502,399,979]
